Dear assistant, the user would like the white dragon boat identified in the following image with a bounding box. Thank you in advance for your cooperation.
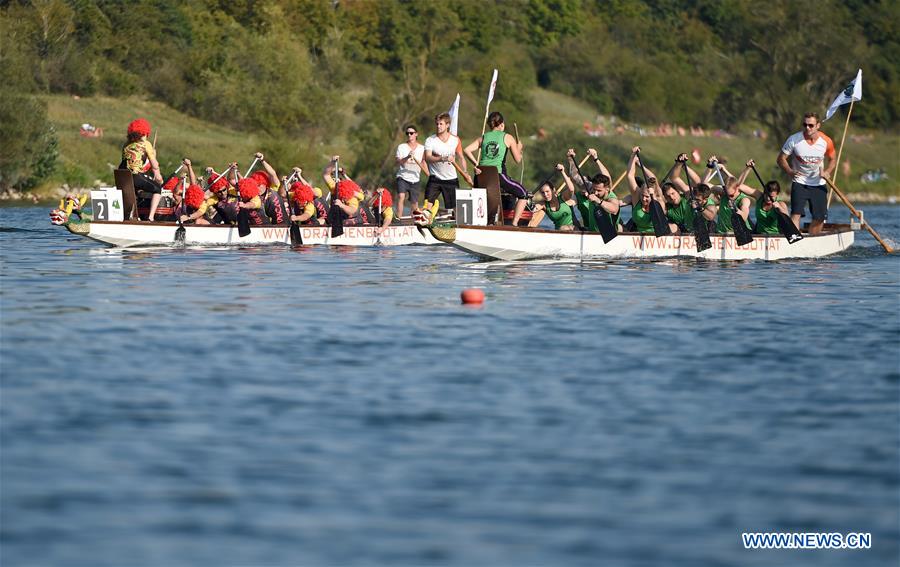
[428,224,856,261]
[58,218,440,247]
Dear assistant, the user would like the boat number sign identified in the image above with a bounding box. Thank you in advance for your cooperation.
[455,189,488,226]
[91,188,124,222]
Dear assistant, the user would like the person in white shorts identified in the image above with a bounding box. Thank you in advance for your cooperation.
[395,125,426,217]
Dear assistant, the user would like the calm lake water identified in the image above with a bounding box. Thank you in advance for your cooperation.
[1,205,899,567]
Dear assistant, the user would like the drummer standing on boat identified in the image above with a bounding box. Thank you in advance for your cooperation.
[777,112,836,235]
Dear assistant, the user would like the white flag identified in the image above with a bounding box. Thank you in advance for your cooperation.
[448,93,460,136]
[824,69,862,121]
[484,69,498,114]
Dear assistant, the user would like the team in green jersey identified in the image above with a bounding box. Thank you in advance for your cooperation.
[526,148,799,238]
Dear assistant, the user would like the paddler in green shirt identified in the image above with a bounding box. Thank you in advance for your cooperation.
[708,158,753,233]
[737,160,790,234]
[624,146,668,233]
[531,163,577,230]
[566,148,620,232]
[660,154,695,234]
[670,155,717,233]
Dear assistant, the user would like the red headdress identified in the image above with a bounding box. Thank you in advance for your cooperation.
[336,179,360,202]
[163,177,180,191]
[238,178,259,201]
[206,173,228,193]
[290,182,315,204]
[373,188,393,208]
[185,184,205,209]
[127,118,151,137]
[249,170,269,190]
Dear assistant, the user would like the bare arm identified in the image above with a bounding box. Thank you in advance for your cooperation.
[454,141,467,174]
[256,153,278,186]
[463,137,482,169]
[183,158,197,186]
[587,148,611,179]
[777,152,795,178]
[506,133,523,164]
[626,147,639,192]
[567,149,588,191]
[737,197,751,222]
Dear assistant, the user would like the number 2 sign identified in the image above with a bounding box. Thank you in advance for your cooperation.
[90,188,124,222]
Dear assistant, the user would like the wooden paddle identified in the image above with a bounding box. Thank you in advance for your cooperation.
[452,160,473,186]
[711,160,753,246]
[825,178,894,253]
[749,164,803,243]
[635,151,672,237]
[552,155,590,197]
[683,163,712,252]
[571,154,616,242]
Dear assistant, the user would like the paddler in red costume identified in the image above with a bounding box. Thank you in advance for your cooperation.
[237,178,264,225]
[288,182,324,225]
[177,184,210,224]
[203,166,237,224]
[247,152,285,224]
[120,118,163,221]
[368,187,394,233]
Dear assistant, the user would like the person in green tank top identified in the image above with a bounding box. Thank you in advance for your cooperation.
[624,146,667,233]
[736,160,790,234]
[669,154,718,234]
[566,148,620,232]
[531,164,577,230]
[463,112,527,225]
[706,157,753,233]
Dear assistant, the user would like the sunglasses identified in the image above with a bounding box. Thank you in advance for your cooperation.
[803,123,817,128]
[406,131,417,135]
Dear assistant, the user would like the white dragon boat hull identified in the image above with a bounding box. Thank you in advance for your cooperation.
[428,225,855,261]
[64,220,440,248]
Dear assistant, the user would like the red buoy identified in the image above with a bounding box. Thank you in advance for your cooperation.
[461,288,485,305]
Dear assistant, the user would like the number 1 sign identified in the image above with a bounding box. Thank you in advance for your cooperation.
[455,189,487,226]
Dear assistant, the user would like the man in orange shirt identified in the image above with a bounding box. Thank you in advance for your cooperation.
[776,112,836,235]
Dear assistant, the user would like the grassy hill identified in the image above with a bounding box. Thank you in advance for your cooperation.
[39,91,899,200]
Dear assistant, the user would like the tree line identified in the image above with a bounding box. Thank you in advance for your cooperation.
[1,0,896,191]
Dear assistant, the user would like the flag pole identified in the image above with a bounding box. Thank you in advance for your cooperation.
[827,100,854,207]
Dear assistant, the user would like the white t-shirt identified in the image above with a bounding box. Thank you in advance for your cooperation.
[781,131,835,186]
[396,143,425,183]
[424,134,460,181]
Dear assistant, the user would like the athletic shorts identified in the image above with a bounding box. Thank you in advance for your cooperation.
[499,172,527,199]
[790,182,827,221]
[396,178,420,203]
[424,177,458,209]
[134,172,162,195]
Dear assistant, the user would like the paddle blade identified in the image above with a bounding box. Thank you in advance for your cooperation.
[650,200,672,237]
[593,208,618,243]
[329,203,345,238]
[776,212,803,244]
[732,212,754,246]
[174,224,186,245]
[693,212,713,252]
[237,208,251,237]
[290,222,302,246]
